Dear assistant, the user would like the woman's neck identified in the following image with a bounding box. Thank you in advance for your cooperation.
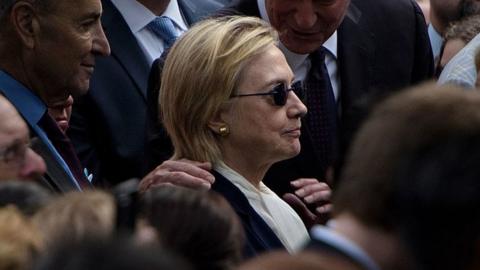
[221,149,272,188]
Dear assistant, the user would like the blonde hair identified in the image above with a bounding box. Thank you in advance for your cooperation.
[160,16,278,163]
[0,206,43,270]
[33,191,115,247]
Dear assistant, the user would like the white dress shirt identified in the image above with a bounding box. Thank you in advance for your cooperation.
[428,24,444,63]
[215,162,310,253]
[111,0,188,65]
[257,0,340,101]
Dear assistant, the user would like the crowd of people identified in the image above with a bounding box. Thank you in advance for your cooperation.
[0,0,480,269]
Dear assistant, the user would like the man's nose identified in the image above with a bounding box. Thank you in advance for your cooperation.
[18,148,47,180]
[294,1,318,29]
[93,24,111,56]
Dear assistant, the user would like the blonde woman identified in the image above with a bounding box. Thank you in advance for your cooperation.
[142,16,332,257]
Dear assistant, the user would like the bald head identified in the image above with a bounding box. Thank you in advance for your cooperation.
[0,95,46,181]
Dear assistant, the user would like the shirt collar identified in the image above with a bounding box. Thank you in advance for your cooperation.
[214,161,270,194]
[323,31,338,58]
[0,70,46,125]
[111,0,187,34]
[428,24,443,59]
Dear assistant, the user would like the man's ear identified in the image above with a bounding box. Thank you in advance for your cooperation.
[10,1,38,49]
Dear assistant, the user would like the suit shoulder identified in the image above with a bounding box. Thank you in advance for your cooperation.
[179,0,227,23]
[351,0,420,21]
[347,0,426,36]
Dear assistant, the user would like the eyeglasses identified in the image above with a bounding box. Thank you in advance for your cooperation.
[230,81,304,106]
[0,139,31,165]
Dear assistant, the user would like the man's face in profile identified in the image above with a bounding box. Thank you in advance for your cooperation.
[265,0,350,54]
[0,99,46,181]
[32,0,110,104]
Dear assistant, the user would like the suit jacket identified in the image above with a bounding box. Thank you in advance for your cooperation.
[211,171,285,258]
[0,71,81,193]
[218,0,433,194]
[68,0,227,187]
[30,137,79,193]
[306,225,380,270]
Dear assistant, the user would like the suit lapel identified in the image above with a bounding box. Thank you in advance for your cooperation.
[178,0,225,24]
[101,0,150,100]
[336,2,377,164]
[30,137,79,193]
[337,2,375,116]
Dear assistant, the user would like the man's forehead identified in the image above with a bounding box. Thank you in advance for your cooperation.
[0,97,28,137]
[0,117,28,148]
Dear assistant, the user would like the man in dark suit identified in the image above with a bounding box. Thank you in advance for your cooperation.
[68,0,227,187]
[220,0,433,195]
[0,0,111,192]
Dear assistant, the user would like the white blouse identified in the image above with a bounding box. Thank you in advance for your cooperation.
[215,162,310,253]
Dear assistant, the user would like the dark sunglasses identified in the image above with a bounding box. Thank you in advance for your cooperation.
[230,81,304,106]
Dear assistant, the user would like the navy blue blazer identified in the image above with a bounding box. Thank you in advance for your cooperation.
[218,0,434,193]
[211,171,285,258]
[68,0,227,187]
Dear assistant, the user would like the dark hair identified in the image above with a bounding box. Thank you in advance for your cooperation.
[392,136,480,270]
[0,180,52,216]
[0,0,51,19]
[335,83,480,229]
[460,0,480,18]
[444,15,480,43]
[334,83,480,269]
[141,186,244,270]
[33,237,191,270]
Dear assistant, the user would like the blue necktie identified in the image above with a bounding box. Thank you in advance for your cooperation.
[147,16,179,48]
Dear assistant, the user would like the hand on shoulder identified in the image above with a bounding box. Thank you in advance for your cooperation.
[139,159,215,192]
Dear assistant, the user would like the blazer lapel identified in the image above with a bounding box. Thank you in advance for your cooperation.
[30,137,80,193]
[211,171,284,256]
[101,0,150,100]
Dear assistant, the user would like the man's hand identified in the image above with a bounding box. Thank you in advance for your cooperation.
[139,159,215,192]
[283,178,332,229]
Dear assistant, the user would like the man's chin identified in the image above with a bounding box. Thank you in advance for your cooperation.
[281,36,323,55]
[70,80,91,98]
